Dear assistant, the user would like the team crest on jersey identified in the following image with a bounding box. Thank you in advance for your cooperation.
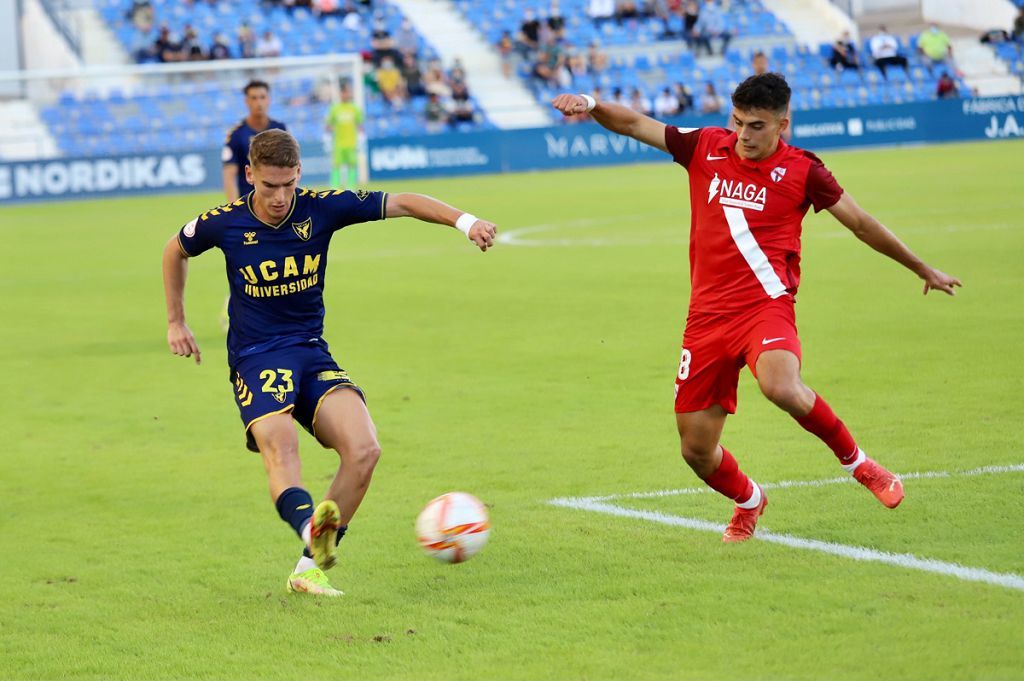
[243,231,258,245]
[354,189,370,201]
[272,392,286,403]
[770,166,787,183]
[291,218,312,241]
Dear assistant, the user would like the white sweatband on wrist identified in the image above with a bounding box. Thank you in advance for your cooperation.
[580,94,596,112]
[455,213,478,236]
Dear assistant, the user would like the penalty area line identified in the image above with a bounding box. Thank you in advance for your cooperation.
[548,463,1024,592]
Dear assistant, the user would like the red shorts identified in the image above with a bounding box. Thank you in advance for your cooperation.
[674,297,802,414]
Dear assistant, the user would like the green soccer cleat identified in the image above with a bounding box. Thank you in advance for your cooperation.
[286,567,344,597]
[310,500,341,570]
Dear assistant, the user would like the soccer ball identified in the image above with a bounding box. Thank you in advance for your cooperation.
[415,492,490,563]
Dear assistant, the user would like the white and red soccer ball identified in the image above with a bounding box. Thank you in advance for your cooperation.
[416,492,490,563]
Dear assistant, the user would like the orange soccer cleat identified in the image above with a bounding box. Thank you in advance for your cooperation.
[853,457,905,508]
[722,488,767,543]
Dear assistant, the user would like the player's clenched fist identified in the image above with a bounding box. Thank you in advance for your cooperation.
[468,220,498,252]
[551,94,591,116]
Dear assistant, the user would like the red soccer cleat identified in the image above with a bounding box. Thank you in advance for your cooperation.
[722,488,767,543]
[853,457,905,508]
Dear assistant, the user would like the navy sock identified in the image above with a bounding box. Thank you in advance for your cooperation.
[274,487,314,541]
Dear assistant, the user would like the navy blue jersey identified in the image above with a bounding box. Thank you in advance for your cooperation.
[177,188,388,366]
[222,118,288,197]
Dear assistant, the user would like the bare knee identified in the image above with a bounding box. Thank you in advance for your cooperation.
[260,437,300,469]
[759,378,807,413]
[680,439,718,478]
[340,441,381,482]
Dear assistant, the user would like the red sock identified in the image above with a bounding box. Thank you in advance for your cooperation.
[795,394,858,465]
[704,447,754,503]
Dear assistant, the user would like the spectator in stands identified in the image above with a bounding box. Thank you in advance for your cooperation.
[1015,7,1024,42]
[128,0,154,32]
[699,80,724,114]
[588,0,616,28]
[450,98,476,127]
[238,22,257,59]
[683,0,700,38]
[936,71,958,98]
[654,0,684,39]
[182,25,206,61]
[829,31,860,71]
[692,0,733,56]
[313,0,341,17]
[751,50,768,75]
[131,28,159,63]
[532,42,572,88]
[568,51,589,81]
[395,19,419,56]
[449,58,468,86]
[517,9,542,58]
[401,53,426,96]
[629,87,653,115]
[654,86,680,116]
[610,86,627,105]
[423,59,452,98]
[371,15,402,66]
[424,92,450,133]
[210,33,232,60]
[587,39,609,73]
[674,82,693,112]
[497,30,515,78]
[256,30,283,58]
[616,1,651,23]
[338,1,363,30]
[917,25,953,72]
[548,2,567,42]
[376,56,407,108]
[868,26,909,79]
[155,25,185,63]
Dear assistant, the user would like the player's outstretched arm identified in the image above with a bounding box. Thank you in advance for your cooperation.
[827,192,962,296]
[551,94,669,152]
[385,192,498,252]
[162,236,202,364]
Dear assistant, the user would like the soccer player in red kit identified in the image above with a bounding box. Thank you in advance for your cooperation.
[551,74,961,542]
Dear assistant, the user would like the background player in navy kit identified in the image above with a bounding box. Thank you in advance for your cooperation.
[163,129,497,596]
[222,80,287,202]
[219,80,288,330]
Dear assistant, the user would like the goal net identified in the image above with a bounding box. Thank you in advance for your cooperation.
[0,53,366,186]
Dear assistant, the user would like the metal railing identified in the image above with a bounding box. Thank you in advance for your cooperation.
[35,0,83,57]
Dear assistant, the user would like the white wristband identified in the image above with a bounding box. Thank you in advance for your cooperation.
[580,94,596,112]
[455,213,477,236]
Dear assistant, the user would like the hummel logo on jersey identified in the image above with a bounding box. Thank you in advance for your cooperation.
[706,153,728,161]
[761,337,786,345]
[243,231,258,245]
[770,166,787,183]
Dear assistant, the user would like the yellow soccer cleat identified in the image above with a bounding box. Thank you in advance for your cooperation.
[286,567,344,597]
[309,500,341,570]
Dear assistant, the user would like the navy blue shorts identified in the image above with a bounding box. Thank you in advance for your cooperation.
[230,343,364,453]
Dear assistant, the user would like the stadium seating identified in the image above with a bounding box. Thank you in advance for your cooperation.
[458,0,969,117]
[41,0,495,157]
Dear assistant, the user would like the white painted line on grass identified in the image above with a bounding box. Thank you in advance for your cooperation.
[549,463,1024,592]
[557,463,1024,504]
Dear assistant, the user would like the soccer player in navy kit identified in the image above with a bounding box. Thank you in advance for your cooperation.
[163,130,497,596]
[220,80,287,330]
[222,80,288,202]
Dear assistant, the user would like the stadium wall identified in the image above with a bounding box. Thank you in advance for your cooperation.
[2,96,1022,203]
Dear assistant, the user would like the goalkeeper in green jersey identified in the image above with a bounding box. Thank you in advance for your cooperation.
[324,82,363,190]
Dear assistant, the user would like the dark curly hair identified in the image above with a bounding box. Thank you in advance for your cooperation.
[731,73,791,115]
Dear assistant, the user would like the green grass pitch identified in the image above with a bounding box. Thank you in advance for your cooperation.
[1,139,1022,680]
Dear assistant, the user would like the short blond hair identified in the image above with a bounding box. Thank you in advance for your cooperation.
[248,129,300,168]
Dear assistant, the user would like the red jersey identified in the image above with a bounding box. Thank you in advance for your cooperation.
[665,126,843,314]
